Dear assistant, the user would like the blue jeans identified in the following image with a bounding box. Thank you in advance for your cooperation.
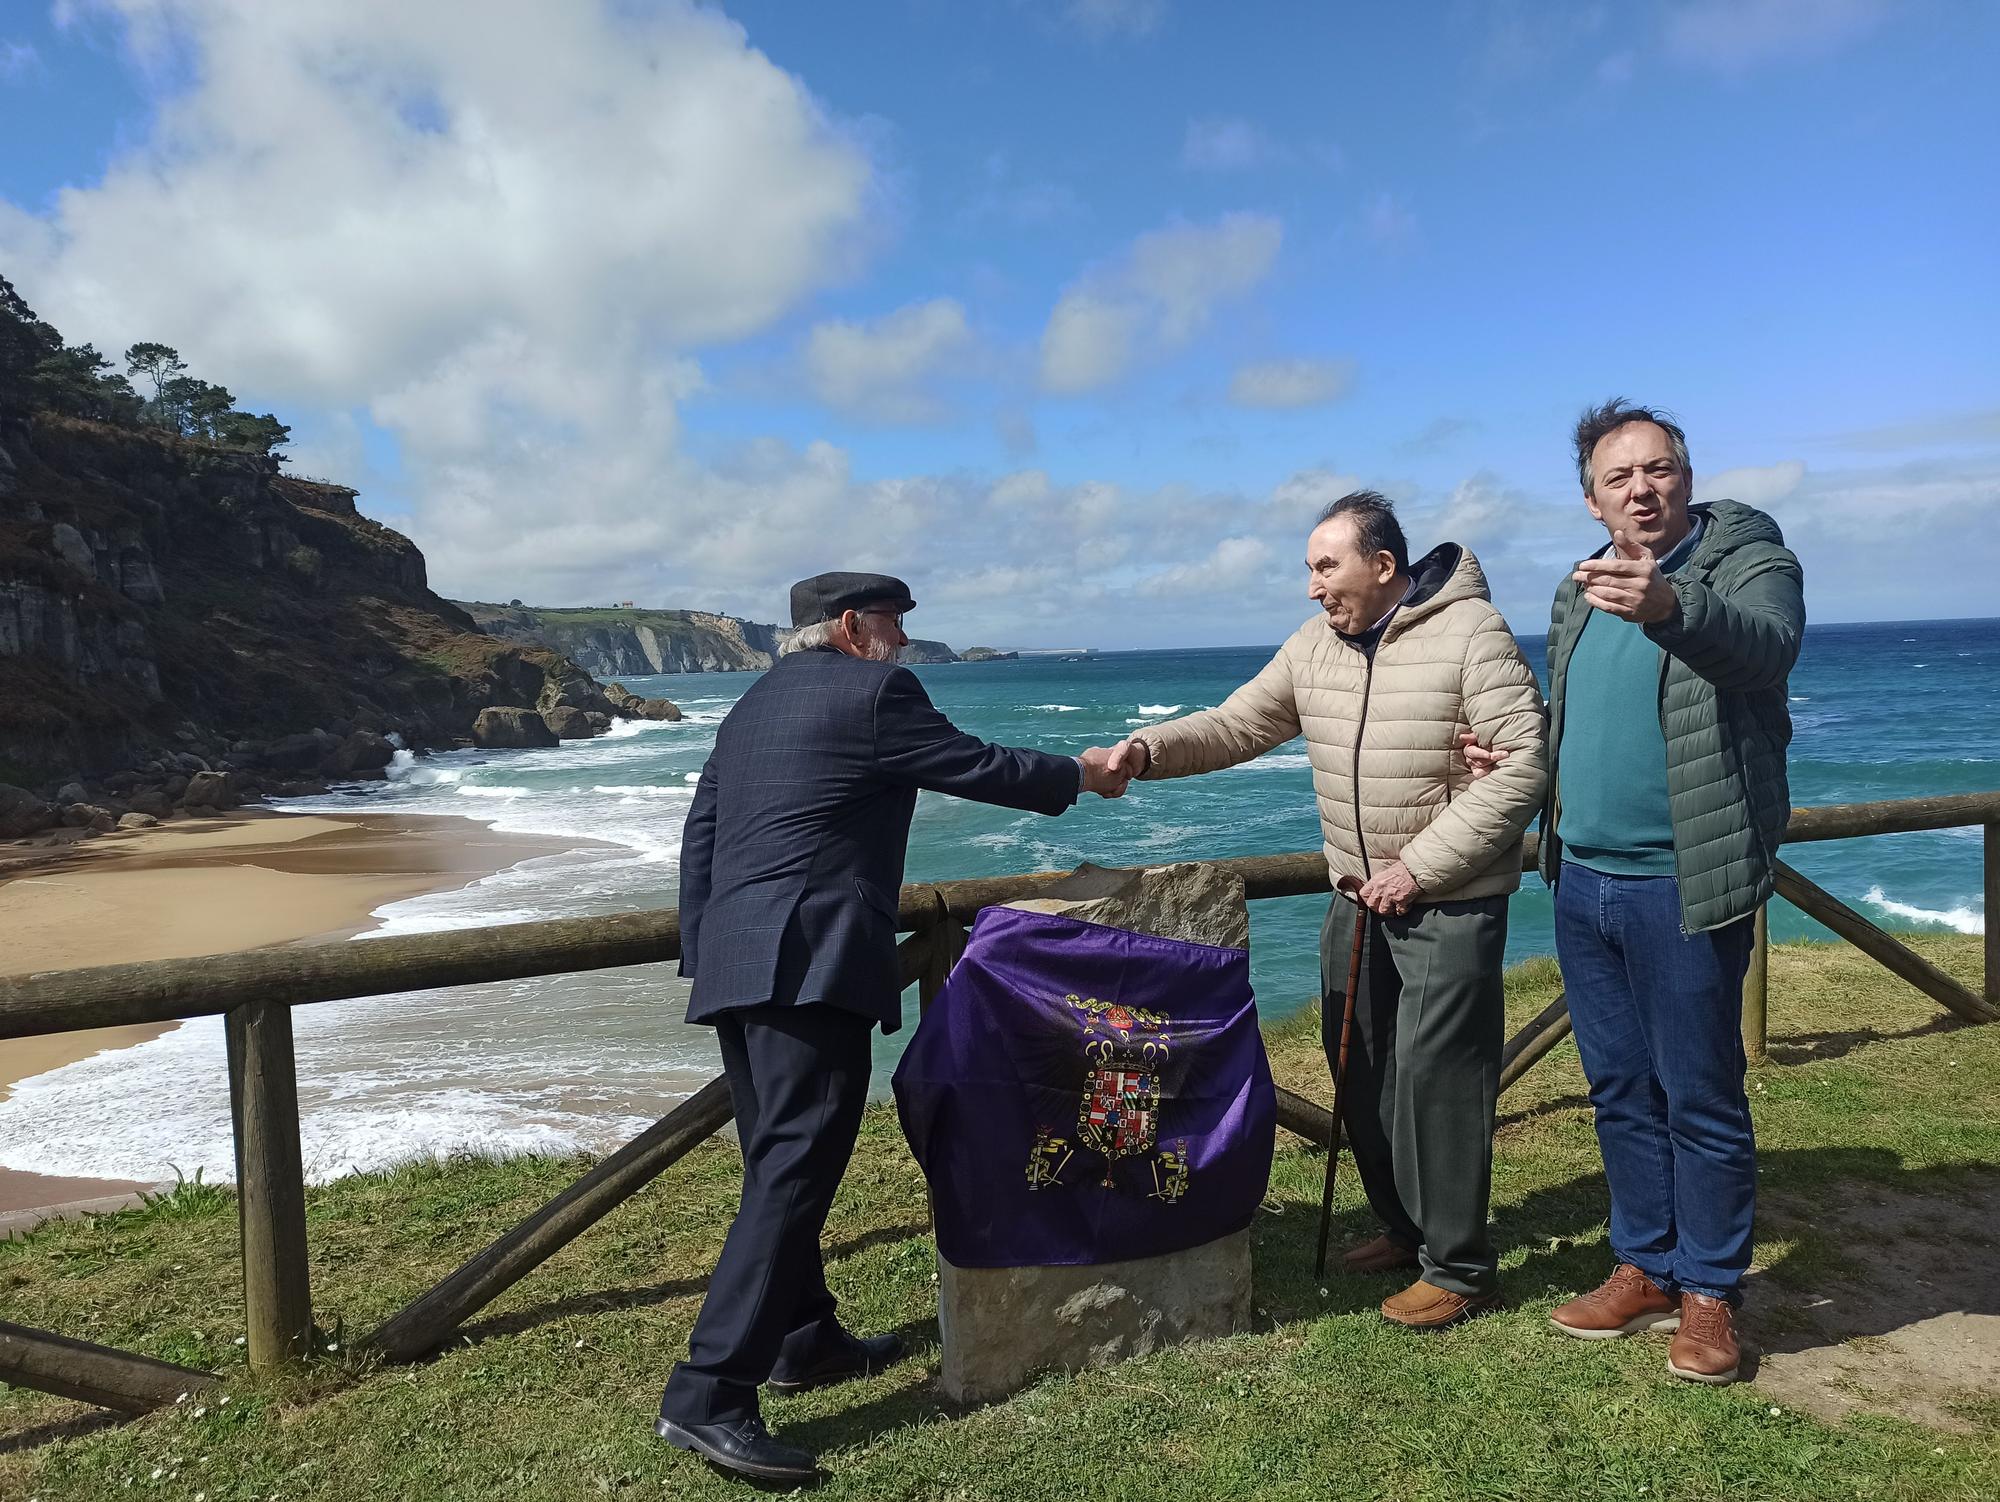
[1553,862,1756,1302]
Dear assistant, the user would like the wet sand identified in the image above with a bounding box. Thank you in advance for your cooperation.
[0,808,602,1216]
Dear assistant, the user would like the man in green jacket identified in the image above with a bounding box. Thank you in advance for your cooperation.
[1531,400,1803,1384]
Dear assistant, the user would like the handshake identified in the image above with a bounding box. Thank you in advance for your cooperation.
[1075,737,1152,799]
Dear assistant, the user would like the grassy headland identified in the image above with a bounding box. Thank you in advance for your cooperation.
[3,934,1996,1501]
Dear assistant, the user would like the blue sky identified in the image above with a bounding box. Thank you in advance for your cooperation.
[3,1,1996,647]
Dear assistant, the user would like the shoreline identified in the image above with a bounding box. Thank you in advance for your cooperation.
[0,806,610,1216]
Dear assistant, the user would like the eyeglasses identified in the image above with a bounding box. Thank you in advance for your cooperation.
[859,608,905,629]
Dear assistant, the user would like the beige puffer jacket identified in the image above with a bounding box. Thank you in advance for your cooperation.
[1133,544,1549,901]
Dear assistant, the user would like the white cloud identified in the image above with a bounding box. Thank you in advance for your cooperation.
[1397,471,1581,620]
[1745,457,2000,622]
[1126,215,1284,340]
[1264,467,1366,530]
[1040,292,1143,395]
[1039,213,1283,393]
[951,452,1997,646]
[1062,0,1166,40]
[1833,408,2000,451]
[1664,0,1894,72]
[1229,357,1354,410]
[802,297,974,423]
[1146,535,1272,595]
[0,40,40,78]
[1363,192,1418,248]
[7,0,872,406]
[1395,416,1480,456]
[1703,461,1807,509]
[9,3,874,401]
[4,0,886,610]
[989,469,1054,508]
[965,151,1083,224]
[1182,117,1274,172]
[994,406,1038,457]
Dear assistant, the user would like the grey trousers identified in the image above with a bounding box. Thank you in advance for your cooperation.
[1320,893,1508,1297]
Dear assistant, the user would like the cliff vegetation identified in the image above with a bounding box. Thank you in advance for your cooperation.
[0,278,633,829]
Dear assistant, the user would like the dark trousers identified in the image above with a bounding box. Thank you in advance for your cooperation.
[1321,893,1507,1297]
[1553,862,1756,1302]
[658,1003,873,1425]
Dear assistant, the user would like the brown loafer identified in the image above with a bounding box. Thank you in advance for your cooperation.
[1343,1234,1420,1275]
[1551,1263,1681,1340]
[1667,1294,1741,1384]
[1380,1278,1500,1329]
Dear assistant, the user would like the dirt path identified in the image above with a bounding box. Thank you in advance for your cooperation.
[1747,1175,2000,1432]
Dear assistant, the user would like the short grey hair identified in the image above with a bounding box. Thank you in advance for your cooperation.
[1573,398,1692,494]
[780,620,838,655]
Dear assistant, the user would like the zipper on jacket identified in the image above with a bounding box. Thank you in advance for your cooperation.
[1350,632,1386,879]
[1543,583,1585,886]
[1656,635,1695,933]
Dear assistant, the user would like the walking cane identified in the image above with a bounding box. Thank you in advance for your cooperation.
[1312,874,1370,1281]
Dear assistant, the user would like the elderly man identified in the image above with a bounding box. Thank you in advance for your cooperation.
[656,572,1129,1484]
[1530,401,1803,1383]
[1101,491,1547,1326]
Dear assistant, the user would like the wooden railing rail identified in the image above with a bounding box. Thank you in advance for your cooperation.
[8,792,1997,1041]
[2,789,1995,1410]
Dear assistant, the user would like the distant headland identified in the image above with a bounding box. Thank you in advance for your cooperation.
[455,601,1009,676]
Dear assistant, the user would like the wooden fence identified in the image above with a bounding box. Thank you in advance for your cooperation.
[2,790,1995,1414]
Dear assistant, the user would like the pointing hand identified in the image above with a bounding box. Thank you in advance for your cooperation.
[1572,528,1680,624]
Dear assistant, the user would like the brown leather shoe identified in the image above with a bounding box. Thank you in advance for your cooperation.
[1380,1279,1500,1329]
[1667,1294,1741,1384]
[1343,1234,1420,1274]
[1550,1263,1681,1340]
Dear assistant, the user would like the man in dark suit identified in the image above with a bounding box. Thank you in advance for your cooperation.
[655,571,1129,1483]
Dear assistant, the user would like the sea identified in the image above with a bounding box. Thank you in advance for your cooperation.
[2,617,1993,1187]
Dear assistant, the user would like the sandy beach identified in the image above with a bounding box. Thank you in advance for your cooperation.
[0,807,600,1216]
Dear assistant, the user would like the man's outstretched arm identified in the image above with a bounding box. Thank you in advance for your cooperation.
[873,667,1123,812]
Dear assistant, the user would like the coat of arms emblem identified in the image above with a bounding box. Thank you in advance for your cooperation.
[1025,993,1190,1199]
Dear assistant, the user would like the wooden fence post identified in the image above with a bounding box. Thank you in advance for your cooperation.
[1742,903,1769,1064]
[916,892,968,1016]
[1986,823,1998,1016]
[225,1002,313,1367]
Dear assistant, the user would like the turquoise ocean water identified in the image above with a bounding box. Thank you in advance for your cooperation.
[3,617,1992,1185]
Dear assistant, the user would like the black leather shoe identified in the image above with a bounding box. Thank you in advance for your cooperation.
[767,1330,904,1394]
[653,1414,817,1485]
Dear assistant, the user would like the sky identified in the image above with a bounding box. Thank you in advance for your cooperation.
[2,0,1996,649]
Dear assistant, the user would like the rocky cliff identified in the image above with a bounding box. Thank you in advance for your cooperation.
[461,603,784,674]
[0,411,619,791]
[461,602,965,673]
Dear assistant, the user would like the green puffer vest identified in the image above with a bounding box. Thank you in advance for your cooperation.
[1540,500,1805,933]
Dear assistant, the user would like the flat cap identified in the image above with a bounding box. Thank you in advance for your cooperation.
[789,571,916,629]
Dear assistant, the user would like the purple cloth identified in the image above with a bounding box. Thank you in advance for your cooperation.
[892,904,1275,1267]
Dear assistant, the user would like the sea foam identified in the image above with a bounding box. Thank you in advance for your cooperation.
[1862,886,1984,935]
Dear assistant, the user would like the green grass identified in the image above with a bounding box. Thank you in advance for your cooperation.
[4,936,1997,1500]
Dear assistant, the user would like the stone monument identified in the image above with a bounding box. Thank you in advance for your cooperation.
[933,861,1259,1404]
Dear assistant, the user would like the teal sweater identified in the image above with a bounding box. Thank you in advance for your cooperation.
[1555,521,1704,876]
